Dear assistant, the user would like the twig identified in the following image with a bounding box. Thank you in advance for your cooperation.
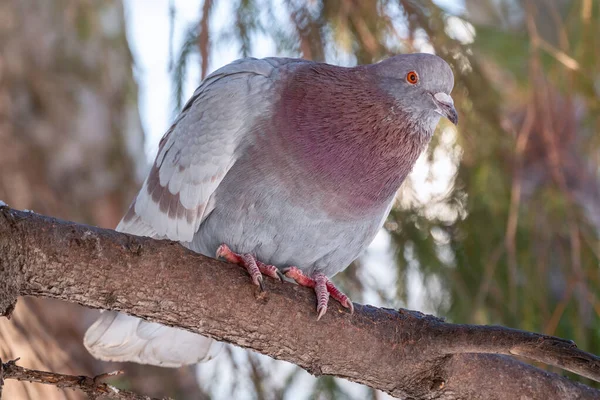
[0,358,165,400]
[472,242,504,321]
[0,358,4,398]
[198,0,212,79]
[505,102,536,315]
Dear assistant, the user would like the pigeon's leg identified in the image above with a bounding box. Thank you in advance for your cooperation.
[283,266,354,320]
[216,244,283,290]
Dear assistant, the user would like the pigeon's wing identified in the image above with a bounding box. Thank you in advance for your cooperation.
[119,57,301,243]
[84,57,305,367]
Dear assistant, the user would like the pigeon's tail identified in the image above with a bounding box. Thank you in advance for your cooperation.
[84,312,221,367]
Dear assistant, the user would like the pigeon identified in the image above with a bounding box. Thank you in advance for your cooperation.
[84,53,457,367]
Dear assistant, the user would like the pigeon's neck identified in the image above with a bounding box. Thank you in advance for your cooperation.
[275,63,434,213]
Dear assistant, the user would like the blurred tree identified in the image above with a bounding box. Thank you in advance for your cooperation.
[0,1,205,399]
[2,0,597,398]
[445,0,600,380]
[170,0,600,397]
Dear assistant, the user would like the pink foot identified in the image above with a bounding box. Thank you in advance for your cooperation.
[283,266,354,320]
[216,244,283,290]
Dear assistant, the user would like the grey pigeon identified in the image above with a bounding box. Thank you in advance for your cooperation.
[84,53,457,367]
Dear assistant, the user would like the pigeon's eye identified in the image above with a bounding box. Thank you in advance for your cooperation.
[406,71,419,85]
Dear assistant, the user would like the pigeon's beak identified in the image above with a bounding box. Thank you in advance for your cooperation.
[433,92,458,125]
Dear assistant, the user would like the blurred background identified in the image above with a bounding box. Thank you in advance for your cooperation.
[0,0,599,398]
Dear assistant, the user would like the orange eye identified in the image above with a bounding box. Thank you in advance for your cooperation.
[406,71,419,84]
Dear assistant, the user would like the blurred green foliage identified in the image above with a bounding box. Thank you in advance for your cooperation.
[171,0,600,397]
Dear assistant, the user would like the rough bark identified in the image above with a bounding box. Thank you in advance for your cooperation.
[0,358,160,400]
[1,206,599,400]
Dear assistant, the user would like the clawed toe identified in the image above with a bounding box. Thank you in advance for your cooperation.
[326,279,354,314]
[257,260,283,282]
[217,246,354,317]
[284,267,354,319]
[216,244,282,290]
[283,266,316,287]
[337,297,354,314]
[240,253,263,290]
[216,244,241,264]
[317,304,328,321]
[276,269,285,281]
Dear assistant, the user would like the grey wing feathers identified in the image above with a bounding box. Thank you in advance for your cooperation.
[85,58,307,368]
[117,57,302,242]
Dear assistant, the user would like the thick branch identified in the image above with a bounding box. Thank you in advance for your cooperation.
[0,358,161,400]
[1,205,599,399]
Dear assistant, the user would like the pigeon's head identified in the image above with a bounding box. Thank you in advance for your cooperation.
[370,53,458,126]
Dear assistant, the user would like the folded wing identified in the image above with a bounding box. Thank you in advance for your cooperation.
[84,57,303,366]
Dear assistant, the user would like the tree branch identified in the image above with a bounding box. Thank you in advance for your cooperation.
[1,204,599,399]
[0,358,163,400]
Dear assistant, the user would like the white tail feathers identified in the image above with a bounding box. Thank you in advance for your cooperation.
[84,312,221,367]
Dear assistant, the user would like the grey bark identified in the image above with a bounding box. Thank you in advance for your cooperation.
[1,206,599,400]
[0,358,160,400]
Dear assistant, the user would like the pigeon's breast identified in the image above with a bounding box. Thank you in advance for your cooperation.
[189,151,389,276]
[269,64,429,217]
[188,65,427,274]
